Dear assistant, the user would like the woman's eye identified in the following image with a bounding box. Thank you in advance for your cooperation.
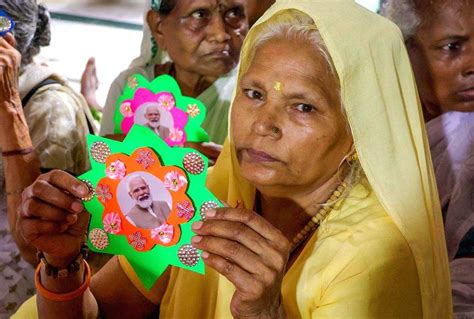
[225,7,243,23]
[191,9,208,19]
[244,89,263,101]
[295,103,315,113]
[441,42,461,52]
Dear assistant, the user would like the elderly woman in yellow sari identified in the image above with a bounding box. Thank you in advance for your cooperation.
[14,1,451,318]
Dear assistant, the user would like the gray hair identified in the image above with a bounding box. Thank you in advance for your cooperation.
[0,0,51,69]
[380,0,421,41]
[127,175,148,194]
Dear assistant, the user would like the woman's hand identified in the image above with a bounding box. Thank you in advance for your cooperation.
[17,170,91,268]
[192,207,290,319]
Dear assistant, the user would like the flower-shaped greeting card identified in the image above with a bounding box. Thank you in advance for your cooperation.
[113,74,208,146]
[79,125,222,289]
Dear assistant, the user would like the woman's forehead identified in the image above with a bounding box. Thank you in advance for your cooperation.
[241,39,339,103]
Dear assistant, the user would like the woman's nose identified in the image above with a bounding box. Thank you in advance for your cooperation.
[462,44,474,77]
[251,107,282,138]
[207,14,231,43]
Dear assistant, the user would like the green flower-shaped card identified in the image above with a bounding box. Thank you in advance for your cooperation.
[114,74,209,146]
[79,125,222,289]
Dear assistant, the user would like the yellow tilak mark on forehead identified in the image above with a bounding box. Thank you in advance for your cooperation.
[274,81,283,91]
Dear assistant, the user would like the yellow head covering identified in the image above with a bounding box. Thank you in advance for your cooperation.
[208,0,452,317]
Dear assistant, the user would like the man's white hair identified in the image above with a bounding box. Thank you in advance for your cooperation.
[142,102,160,115]
[127,175,148,193]
[380,0,421,41]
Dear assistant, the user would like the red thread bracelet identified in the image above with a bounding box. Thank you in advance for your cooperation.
[2,147,35,157]
[35,259,91,302]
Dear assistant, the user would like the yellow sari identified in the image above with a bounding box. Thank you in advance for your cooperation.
[14,0,452,318]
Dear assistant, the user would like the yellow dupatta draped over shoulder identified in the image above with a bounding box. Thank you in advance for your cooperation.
[208,0,452,317]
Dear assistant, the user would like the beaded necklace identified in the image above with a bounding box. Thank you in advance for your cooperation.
[289,181,347,253]
[255,181,348,254]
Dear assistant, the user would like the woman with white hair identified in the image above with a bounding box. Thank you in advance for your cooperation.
[14,1,451,317]
[382,1,474,316]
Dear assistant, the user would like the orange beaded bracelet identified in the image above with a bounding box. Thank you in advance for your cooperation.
[35,259,91,302]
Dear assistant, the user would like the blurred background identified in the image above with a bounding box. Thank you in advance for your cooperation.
[39,0,382,105]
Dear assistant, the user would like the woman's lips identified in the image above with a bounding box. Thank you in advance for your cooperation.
[245,148,278,162]
[206,49,231,58]
[457,87,474,101]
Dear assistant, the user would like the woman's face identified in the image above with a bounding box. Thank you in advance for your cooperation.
[408,1,474,117]
[150,0,248,77]
[231,38,353,196]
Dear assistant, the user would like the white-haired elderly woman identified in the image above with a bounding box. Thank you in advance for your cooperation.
[382,1,474,316]
[0,0,97,315]
[14,1,451,318]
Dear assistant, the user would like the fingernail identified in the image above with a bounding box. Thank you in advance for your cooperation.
[75,184,88,196]
[205,209,216,218]
[71,201,83,213]
[192,221,203,230]
[192,236,202,243]
[201,251,209,259]
[66,214,77,223]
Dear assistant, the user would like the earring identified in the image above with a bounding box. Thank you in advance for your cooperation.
[348,151,358,163]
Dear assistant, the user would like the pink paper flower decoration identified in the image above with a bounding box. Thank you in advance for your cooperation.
[103,213,122,234]
[177,201,195,220]
[106,160,127,180]
[168,128,184,143]
[186,104,200,118]
[128,231,146,250]
[157,92,175,111]
[120,102,134,117]
[164,171,188,192]
[151,223,174,244]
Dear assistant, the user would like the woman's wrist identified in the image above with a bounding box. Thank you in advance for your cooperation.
[0,104,33,151]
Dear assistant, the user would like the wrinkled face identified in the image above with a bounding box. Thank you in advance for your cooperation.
[150,0,248,77]
[145,105,161,127]
[231,38,353,196]
[408,1,474,117]
[129,178,152,208]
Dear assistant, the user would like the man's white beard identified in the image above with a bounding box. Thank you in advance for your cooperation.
[148,121,160,128]
[137,197,153,209]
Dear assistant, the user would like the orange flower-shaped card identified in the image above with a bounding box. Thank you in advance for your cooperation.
[79,125,222,289]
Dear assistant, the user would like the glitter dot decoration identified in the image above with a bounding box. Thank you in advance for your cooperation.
[80,180,95,202]
[0,16,12,34]
[183,152,205,175]
[178,244,200,267]
[90,142,111,164]
[89,228,109,250]
[200,201,219,219]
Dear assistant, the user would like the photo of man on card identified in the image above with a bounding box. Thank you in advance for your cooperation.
[124,174,171,229]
